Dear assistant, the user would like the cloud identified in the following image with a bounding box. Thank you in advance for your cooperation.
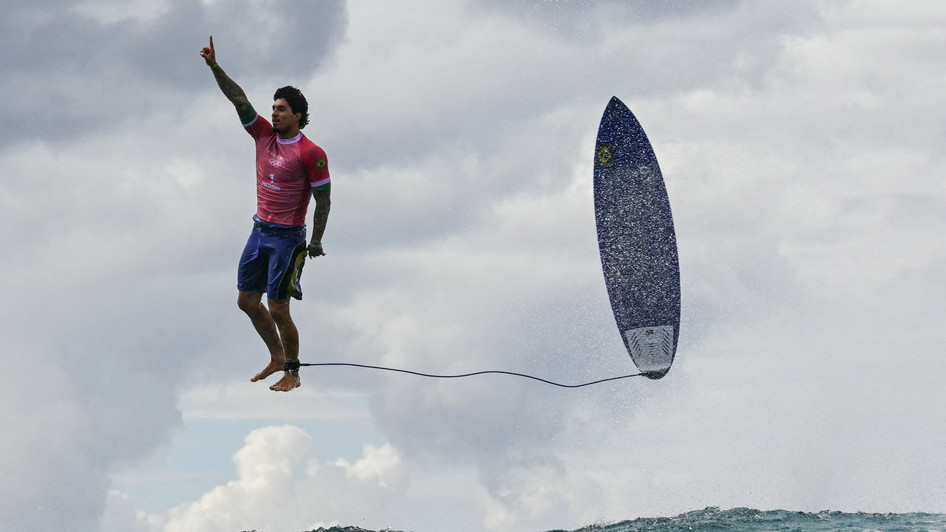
[178,381,371,422]
[0,0,346,148]
[148,425,407,532]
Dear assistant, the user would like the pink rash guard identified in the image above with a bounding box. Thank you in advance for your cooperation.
[244,113,330,227]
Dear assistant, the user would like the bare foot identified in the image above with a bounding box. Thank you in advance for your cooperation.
[251,359,286,382]
[270,372,301,392]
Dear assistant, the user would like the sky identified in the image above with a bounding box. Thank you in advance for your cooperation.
[2,0,945,531]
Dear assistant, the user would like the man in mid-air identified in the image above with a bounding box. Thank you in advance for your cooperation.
[200,36,331,392]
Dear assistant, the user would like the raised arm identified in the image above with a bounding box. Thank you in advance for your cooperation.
[200,36,253,117]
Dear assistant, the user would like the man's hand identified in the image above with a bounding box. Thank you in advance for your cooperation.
[307,243,326,259]
[201,35,252,113]
[200,36,217,67]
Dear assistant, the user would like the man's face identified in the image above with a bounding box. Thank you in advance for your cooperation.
[272,98,301,135]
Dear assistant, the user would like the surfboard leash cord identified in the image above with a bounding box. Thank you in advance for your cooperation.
[293,361,643,388]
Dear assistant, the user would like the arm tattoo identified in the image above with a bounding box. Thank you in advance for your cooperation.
[211,64,252,114]
[311,190,332,243]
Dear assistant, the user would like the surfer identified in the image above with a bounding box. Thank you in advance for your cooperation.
[200,36,332,392]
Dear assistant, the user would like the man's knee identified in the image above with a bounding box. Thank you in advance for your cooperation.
[268,298,292,324]
[237,291,263,314]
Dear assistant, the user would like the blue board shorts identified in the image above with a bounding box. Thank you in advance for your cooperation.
[238,216,308,300]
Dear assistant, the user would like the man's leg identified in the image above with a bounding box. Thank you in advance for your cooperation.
[268,297,301,391]
[238,290,287,382]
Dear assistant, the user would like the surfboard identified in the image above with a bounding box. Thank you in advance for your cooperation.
[593,96,680,379]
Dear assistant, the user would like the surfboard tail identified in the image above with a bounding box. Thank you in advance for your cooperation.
[624,325,675,379]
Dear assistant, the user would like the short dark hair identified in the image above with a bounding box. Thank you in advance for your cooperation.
[274,86,309,129]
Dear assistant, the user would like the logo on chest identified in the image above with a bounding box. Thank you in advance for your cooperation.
[261,173,282,191]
